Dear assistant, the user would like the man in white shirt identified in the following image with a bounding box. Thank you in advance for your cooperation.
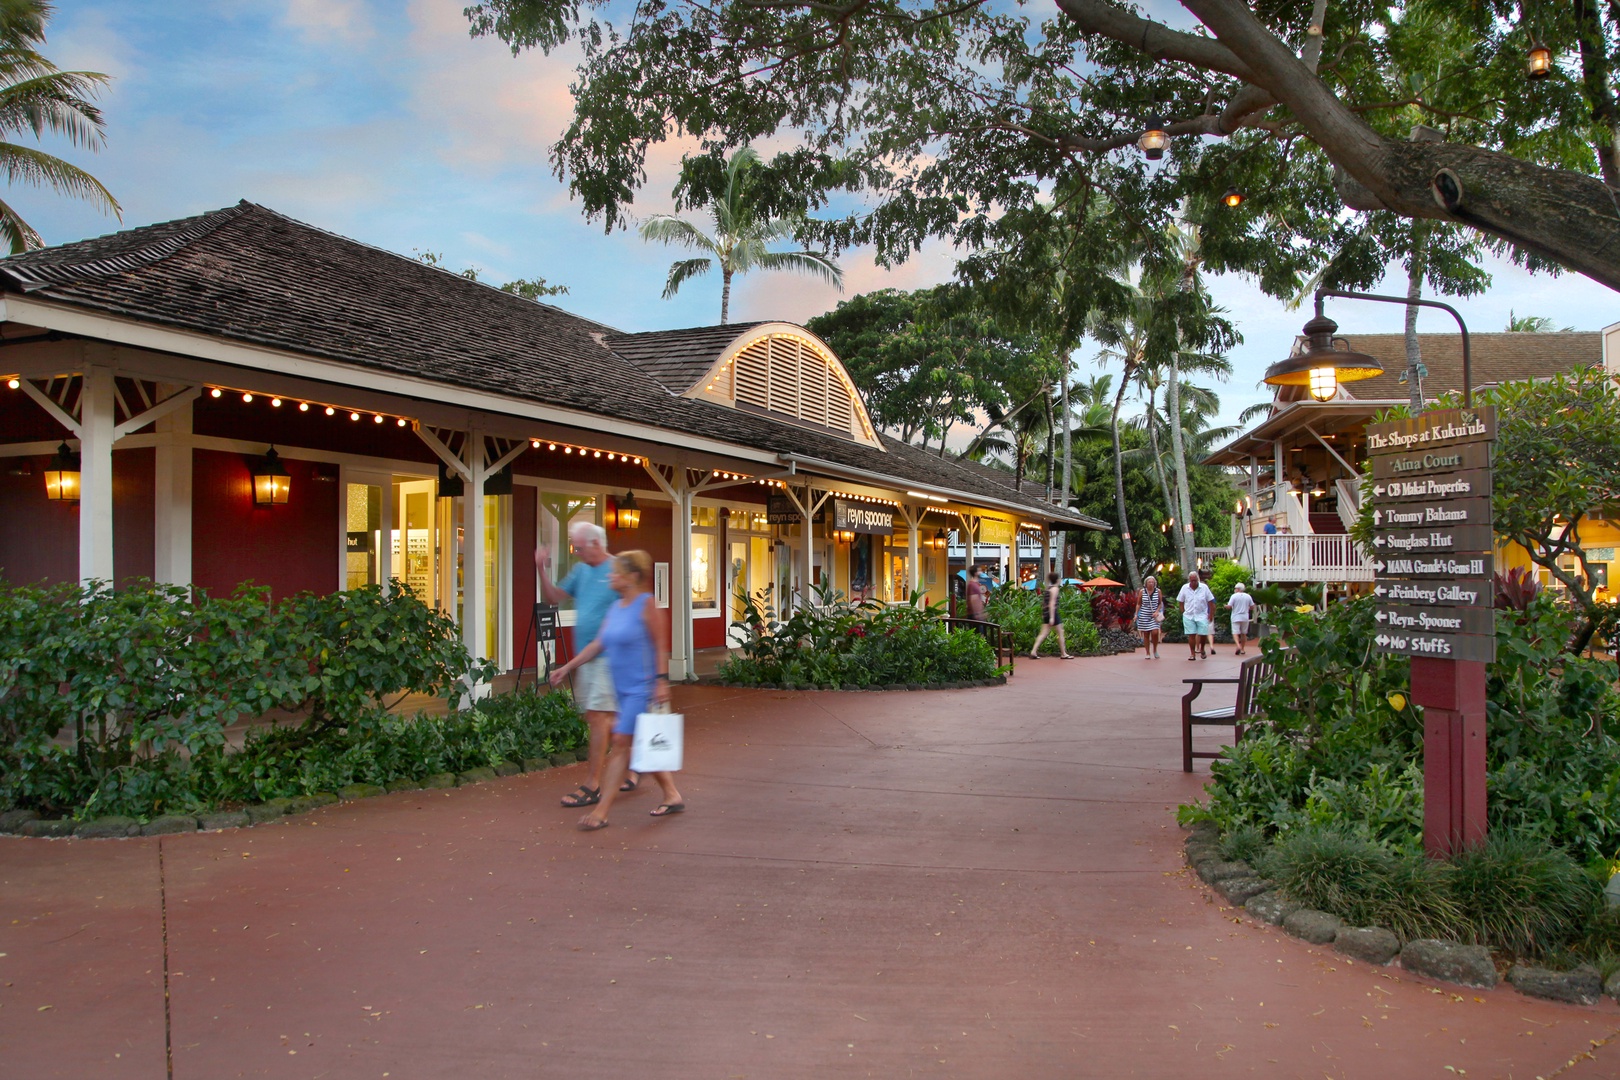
[1227,582,1256,656]
[1177,570,1216,660]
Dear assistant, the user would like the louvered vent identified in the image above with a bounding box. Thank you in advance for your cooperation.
[725,332,871,444]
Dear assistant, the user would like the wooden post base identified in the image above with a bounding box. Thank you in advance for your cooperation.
[1411,657,1488,857]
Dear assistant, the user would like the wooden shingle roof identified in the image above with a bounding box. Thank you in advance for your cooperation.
[1340,331,1600,400]
[0,201,1106,529]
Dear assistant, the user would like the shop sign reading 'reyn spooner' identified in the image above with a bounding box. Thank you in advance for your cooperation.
[1366,407,1497,664]
[830,498,894,536]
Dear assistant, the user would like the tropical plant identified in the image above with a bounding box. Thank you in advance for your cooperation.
[1505,311,1574,333]
[640,145,841,324]
[0,0,120,251]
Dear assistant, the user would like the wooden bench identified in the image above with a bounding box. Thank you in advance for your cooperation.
[1181,652,1281,772]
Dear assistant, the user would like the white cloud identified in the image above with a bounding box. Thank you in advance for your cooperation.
[282,0,372,45]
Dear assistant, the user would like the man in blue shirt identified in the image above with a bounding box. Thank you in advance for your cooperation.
[536,521,636,806]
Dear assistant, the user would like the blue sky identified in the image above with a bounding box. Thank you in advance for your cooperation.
[23,0,1620,436]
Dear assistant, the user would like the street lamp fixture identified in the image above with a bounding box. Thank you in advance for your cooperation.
[44,441,79,502]
[1526,40,1553,79]
[1138,116,1168,160]
[1264,300,1386,402]
[1221,188,1245,208]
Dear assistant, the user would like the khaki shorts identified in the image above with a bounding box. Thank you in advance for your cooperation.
[572,656,617,713]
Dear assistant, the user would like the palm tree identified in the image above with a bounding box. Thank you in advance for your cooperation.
[639,147,842,324]
[0,0,120,252]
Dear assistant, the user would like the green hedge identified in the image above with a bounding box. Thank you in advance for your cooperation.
[719,580,999,687]
[0,577,511,817]
[982,585,1103,656]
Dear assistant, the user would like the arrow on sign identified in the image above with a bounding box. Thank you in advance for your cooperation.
[1372,560,1386,572]
[1373,509,1382,525]
[1373,584,1387,597]
[1373,536,1386,548]
[1375,634,1390,647]
[1373,484,1386,496]
[1375,611,1388,623]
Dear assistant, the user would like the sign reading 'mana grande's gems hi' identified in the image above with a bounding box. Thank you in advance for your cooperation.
[1366,407,1497,664]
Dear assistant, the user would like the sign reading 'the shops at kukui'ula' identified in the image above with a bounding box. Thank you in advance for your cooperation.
[1365,406,1497,664]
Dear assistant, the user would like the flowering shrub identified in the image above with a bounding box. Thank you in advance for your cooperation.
[719,578,999,687]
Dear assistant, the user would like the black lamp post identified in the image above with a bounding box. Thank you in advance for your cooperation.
[1305,289,1475,409]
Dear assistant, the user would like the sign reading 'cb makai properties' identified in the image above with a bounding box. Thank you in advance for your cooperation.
[1366,406,1497,663]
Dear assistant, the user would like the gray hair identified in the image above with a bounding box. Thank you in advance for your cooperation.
[568,520,607,549]
[1233,582,1245,591]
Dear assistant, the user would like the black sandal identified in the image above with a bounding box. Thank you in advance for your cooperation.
[560,785,601,808]
[619,774,640,793]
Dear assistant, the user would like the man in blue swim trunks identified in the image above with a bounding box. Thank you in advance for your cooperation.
[1177,569,1216,661]
[537,521,635,807]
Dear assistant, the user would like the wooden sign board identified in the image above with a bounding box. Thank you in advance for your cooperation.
[1372,441,1492,480]
[1375,605,1495,637]
[1370,470,1492,504]
[1372,578,1493,608]
[1371,497,1492,531]
[1371,553,1494,579]
[1369,524,1495,556]
[1374,629,1497,663]
[1365,407,1496,453]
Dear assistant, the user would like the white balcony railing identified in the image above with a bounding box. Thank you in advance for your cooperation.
[1238,533,1375,584]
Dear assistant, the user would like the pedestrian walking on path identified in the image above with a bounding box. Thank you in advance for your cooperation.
[1134,575,1164,659]
[537,521,638,807]
[1029,572,1073,658]
[549,550,684,830]
[1177,571,1215,660]
[1227,581,1255,655]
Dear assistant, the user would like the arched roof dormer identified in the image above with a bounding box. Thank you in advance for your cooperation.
[690,323,882,449]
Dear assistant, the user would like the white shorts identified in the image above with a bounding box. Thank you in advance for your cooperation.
[1232,619,1250,633]
[572,656,617,713]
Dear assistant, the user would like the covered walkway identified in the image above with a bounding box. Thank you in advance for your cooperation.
[3,652,1617,1077]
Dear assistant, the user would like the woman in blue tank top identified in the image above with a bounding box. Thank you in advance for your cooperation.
[550,550,685,829]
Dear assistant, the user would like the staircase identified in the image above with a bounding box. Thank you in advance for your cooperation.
[1309,513,1347,535]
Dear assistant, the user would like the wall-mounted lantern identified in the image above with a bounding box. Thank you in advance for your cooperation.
[44,441,79,502]
[251,447,290,507]
[930,528,949,550]
[614,489,641,530]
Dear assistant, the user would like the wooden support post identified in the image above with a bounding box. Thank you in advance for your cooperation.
[1412,657,1488,856]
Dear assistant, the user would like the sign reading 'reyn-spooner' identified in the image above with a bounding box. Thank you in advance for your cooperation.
[1365,407,1497,664]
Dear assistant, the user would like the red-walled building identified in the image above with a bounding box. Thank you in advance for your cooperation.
[0,202,1106,679]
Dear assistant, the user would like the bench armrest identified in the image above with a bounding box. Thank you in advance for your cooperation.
[1182,678,1240,686]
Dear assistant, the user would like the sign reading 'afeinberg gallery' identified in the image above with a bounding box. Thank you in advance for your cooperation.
[1366,407,1497,664]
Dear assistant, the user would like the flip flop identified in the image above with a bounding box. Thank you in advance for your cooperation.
[576,816,610,831]
[560,785,601,808]
[649,803,685,817]
[619,774,640,793]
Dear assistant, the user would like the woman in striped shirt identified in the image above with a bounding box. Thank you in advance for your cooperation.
[1135,576,1165,659]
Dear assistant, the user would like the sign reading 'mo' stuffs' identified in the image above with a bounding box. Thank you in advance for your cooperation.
[1367,406,1496,664]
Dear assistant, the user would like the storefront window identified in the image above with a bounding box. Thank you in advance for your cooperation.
[540,493,598,583]
[345,482,381,590]
[691,531,717,610]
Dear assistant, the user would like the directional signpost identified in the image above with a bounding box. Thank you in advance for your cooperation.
[1364,406,1496,856]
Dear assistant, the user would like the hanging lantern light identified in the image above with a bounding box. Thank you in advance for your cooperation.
[615,489,641,530]
[251,447,291,507]
[1526,39,1553,79]
[1138,115,1168,160]
[1221,188,1245,208]
[44,441,80,502]
[1263,309,1385,401]
[931,528,949,551]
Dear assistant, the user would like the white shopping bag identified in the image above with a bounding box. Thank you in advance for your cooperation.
[630,707,684,773]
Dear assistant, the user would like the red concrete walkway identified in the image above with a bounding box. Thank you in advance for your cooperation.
[4,650,1619,1078]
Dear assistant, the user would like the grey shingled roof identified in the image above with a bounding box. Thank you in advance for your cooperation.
[0,201,1105,529]
[605,323,765,393]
